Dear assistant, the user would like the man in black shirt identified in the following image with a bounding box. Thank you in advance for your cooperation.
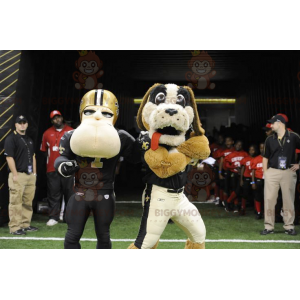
[262,114,300,235]
[4,116,38,235]
[54,89,140,249]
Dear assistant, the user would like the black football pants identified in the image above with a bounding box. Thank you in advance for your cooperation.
[64,190,115,249]
[242,177,252,200]
[230,172,242,197]
[47,171,74,221]
[254,178,264,203]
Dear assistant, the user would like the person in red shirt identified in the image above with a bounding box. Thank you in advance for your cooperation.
[223,140,248,212]
[239,145,257,215]
[40,110,74,226]
[210,134,224,153]
[251,142,265,219]
[218,137,235,206]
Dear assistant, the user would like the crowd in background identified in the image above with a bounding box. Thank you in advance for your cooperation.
[203,114,300,228]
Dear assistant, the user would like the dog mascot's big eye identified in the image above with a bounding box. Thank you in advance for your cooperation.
[155,92,166,105]
[177,94,186,107]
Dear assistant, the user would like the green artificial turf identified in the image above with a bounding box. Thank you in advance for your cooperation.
[0,202,299,249]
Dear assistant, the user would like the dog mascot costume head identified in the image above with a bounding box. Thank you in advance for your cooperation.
[128,83,210,249]
[137,83,210,177]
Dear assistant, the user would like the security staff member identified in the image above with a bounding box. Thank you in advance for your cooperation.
[261,114,300,235]
[4,115,38,235]
[40,110,73,226]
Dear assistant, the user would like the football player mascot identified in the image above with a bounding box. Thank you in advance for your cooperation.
[128,83,210,249]
[55,89,140,249]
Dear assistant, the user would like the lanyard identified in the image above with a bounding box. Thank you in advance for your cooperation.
[19,135,32,165]
[277,136,286,153]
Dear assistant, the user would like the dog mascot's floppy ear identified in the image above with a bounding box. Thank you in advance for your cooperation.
[183,85,205,136]
[136,83,162,131]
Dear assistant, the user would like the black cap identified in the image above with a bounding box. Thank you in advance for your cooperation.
[15,115,28,123]
[267,114,286,124]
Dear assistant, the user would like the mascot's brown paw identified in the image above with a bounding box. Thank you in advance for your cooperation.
[145,147,189,178]
[127,241,159,249]
[184,239,205,249]
[127,240,159,249]
[151,240,159,249]
[177,136,210,160]
[127,243,140,249]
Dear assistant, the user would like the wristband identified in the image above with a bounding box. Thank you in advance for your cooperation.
[250,181,255,184]
[219,171,222,174]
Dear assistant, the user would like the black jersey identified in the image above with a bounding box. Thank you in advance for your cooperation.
[55,129,140,190]
[138,132,192,190]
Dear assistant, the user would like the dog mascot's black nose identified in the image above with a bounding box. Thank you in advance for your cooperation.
[165,109,178,116]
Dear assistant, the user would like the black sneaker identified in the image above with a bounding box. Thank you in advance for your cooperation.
[11,229,26,235]
[233,205,239,213]
[285,229,297,236]
[256,213,262,220]
[23,226,38,232]
[260,229,274,235]
[218,201,223,207]
[223,200,230,212]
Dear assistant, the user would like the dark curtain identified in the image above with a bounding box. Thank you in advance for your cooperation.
[236,51,300,144]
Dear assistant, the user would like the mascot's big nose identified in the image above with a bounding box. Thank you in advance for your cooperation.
[165,109,178,116]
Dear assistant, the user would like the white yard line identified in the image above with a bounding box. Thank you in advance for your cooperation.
[0,237,299,243]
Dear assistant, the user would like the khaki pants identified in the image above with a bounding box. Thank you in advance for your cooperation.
[8,172,36,233]
[264,168,297,230]
[134,184,206,249]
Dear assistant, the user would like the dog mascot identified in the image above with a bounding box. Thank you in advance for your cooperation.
[128,83,210,249]
[55,89,140,249]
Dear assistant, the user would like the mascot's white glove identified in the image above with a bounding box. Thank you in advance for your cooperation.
[58,160,80,177]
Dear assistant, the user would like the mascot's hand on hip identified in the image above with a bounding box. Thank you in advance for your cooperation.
[137,83,210,178]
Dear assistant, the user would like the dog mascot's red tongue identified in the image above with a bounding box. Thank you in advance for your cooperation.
[151,132,162,151]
